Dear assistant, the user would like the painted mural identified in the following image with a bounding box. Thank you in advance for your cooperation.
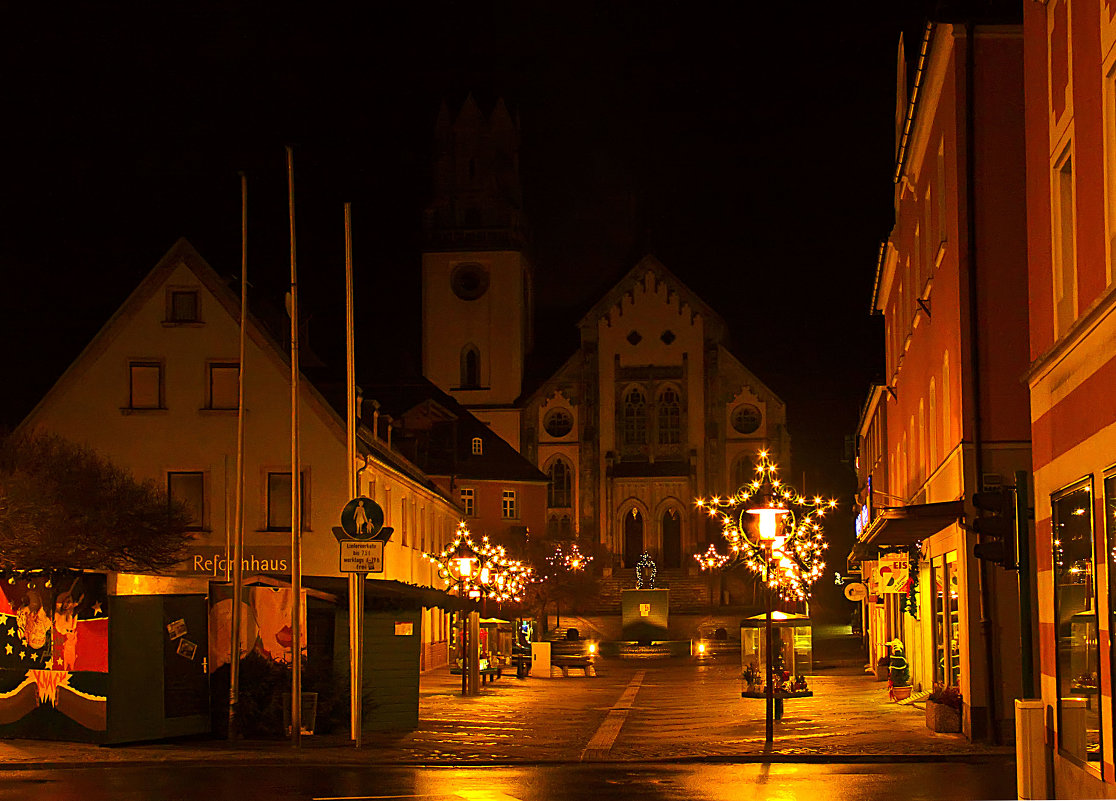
[0,571,108,736]
[208,585,307,671]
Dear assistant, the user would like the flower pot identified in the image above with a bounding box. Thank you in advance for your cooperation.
[925,699,961,733]
[891,685,913,701]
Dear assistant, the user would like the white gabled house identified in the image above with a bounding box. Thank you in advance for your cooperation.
[21,238,461,672]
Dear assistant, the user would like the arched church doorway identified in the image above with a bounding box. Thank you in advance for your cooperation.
[624,510,644,569]
[662,509,681,568]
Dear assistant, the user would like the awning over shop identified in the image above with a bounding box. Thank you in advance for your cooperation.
[848,500,964,563]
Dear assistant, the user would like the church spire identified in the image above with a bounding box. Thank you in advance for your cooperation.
[423,95,527,252]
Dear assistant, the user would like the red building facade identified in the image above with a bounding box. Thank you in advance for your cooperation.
[1023,0,1116,794]
[851,20,1031,742]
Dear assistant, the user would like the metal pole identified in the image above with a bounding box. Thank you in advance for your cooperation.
[286,145,302,748]
[765,543,773,745]
[460,606,468,697]
[344,201,362,748]
[228,171,248,739]
[1016,470,1035,697]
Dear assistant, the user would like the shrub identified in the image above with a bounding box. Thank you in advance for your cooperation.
[928,683,962,710]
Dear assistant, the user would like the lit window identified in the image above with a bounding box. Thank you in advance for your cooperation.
[502,489,517,520]
[168,472,204,530]
[208,363,239,410]
[548,458,572,508]
[129,361,163,409]
[267,471,308,531]
[168,290,199,322]
[1053,482,1100,764]
[471,437,483,456]
[460,488,475,517]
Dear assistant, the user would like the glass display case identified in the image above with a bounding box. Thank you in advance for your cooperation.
[740,612,813,698]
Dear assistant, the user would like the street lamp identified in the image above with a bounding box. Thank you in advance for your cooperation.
[445,535,481,696]
[694,449,835,745]
[426,523,534,696]
[747,492,790,745]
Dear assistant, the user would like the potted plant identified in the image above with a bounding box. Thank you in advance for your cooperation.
[925,683,962,732]
[887,640,912,701]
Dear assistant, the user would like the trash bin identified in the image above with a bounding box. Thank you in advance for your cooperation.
[282,692,318,736]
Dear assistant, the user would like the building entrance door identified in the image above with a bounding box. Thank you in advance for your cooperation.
[662,509,681,568]
[624,510,644,569]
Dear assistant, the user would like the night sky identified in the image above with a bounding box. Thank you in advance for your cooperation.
[1,3,928,561]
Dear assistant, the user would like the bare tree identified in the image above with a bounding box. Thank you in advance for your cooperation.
[0,431,193,571]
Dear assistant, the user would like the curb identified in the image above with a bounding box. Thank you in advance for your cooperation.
[0,749,1017,771]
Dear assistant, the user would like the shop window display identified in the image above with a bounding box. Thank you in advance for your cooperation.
[1053,482,1100,765]
[931,551,960,687]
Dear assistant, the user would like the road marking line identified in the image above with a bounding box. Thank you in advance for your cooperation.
[580,669,645,760]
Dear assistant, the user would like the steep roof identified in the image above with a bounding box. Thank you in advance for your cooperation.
[359,378,547,483]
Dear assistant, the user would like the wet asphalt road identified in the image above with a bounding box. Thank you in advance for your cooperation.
[0,762,1018,801]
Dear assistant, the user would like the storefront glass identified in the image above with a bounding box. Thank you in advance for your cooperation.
[931,551,960,686]
[1052,482,1100,765]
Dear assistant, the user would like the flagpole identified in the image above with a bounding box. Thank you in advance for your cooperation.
[228,171,248,739]
[344,201,363,748]
[287,146,303,749]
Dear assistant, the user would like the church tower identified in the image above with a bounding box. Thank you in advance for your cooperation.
[421,96,533,449]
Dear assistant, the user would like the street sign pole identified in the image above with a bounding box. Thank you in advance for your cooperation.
[343,202,361,749]
[337,495,390,745]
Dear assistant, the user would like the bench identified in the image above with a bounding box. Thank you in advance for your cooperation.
[449,666,502,684]
[551,655,595,677]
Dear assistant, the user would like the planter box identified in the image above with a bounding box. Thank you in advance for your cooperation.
[925,699,961,733]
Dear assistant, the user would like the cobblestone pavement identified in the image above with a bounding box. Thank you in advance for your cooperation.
[0,632,1014,768]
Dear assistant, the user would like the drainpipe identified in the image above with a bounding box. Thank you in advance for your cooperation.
[965,18,1000,745]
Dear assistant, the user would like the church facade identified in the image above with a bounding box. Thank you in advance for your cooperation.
[421,97,789,574]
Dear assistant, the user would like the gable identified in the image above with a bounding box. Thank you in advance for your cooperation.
[578,255,727,344]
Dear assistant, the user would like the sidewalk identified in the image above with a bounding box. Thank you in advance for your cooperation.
[0,642,1014,769]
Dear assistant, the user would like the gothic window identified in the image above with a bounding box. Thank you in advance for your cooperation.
[622,386,648,446]
[657,386,681,445]
[547,458,572,508]
[731,454,755,491]
[461,345,481,388]
[547,514,572,538]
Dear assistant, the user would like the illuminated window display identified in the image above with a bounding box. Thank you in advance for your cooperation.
[1053,482,1100,764]
[931,551,960,687]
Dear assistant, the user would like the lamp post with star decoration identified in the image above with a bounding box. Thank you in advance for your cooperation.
[694,449,836,743]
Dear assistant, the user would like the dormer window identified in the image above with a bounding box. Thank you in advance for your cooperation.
[471,437,483,455]
[168,289,200,323]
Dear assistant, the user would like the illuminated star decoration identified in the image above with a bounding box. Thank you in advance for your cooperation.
[547,543,593,574]
[424,522,533,603]
[693,543,730,572]
[694,450,835,601]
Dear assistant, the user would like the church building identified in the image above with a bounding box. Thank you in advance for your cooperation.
[420,97,790,576]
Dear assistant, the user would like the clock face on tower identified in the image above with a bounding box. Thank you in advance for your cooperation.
[450,263,490,300]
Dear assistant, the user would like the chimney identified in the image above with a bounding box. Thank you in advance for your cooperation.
[371,400,381,441]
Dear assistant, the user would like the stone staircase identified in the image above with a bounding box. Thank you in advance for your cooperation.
[585,569,714,613]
